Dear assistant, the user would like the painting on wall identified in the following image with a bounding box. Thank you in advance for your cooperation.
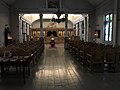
[47,0,60,9]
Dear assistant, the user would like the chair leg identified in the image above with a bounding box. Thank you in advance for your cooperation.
[23,66,26,84]
[28,64,31,76]
[1,65,4,78]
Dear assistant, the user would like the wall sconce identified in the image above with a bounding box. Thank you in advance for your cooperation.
[8,36,12,39]
[94,30,100,38]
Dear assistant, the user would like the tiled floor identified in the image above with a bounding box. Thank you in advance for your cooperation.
[0,44,120,90]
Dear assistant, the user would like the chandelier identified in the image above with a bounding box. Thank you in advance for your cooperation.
[51,8,66,23]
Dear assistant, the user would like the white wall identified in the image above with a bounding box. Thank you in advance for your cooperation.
[10,12,19,42]
[116,0,120,45]
[95,0,114,44]
[0,1,10,46]
[32,19,73,29]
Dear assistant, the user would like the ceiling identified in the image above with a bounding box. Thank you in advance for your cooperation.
[1,0,16,5]
[86,0,105,6]
[23,14,84,24]
[1,0,106,7]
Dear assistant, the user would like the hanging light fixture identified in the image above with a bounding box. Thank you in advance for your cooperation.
[51,1,66,23]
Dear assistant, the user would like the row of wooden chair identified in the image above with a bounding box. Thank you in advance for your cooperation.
[0,40,44,83]
[66,36,120,72]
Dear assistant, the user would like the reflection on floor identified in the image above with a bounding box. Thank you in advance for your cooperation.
[0,44,120,90]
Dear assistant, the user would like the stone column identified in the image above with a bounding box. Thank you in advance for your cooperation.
[39,13,44,44]
[19,16,23,43]
[113,0,118,46]
[64,14,68,49]
[24,22,27,41]
[88,12,96,42]
[22,21,26,42]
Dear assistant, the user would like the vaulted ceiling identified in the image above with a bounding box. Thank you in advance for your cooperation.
[1,0,107,7]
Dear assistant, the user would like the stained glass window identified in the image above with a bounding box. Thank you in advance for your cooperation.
[104,13,113,41]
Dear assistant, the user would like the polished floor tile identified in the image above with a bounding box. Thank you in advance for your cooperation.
[0,44,120,90]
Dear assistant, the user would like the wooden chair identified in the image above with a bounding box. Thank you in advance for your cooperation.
[104,47,116,72]
[86,50,104,72]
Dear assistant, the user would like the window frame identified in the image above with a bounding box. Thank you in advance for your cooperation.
[104,13,113,42]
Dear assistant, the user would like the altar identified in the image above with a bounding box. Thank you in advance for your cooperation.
[50,38,55,47]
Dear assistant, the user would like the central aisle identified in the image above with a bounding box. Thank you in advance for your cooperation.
[35,44,85,90]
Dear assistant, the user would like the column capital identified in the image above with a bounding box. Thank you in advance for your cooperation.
[39,13,43,17]
[65,14,68,19]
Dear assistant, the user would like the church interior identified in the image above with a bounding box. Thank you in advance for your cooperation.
[0,0,120,90]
